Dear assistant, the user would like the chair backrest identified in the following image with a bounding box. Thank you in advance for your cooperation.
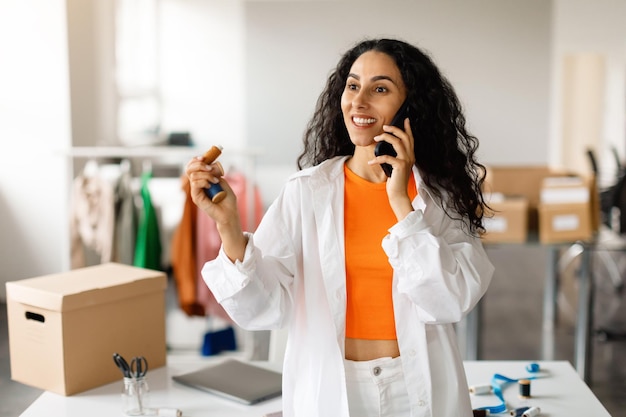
[610,174,626,233]
[588,146,626,233]
[611,146,623,175]
[586,148,599,176]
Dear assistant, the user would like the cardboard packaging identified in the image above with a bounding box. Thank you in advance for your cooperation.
[483,165,570,232]
[538,175,596,244]
[482,194,529,243]
[538,203,593,244]
[6,262,167,395]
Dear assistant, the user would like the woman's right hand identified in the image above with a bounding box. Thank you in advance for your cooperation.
[185,156,247,261]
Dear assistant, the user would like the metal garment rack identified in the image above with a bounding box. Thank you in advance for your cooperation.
[64,145,264,269]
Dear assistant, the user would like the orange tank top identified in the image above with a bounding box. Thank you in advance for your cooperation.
[344,164,418,340]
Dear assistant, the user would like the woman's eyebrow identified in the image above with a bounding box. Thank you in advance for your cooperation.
[347,73,397,85]
[371,75,394,83]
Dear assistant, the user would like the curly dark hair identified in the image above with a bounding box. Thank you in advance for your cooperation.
[297,38,489,234]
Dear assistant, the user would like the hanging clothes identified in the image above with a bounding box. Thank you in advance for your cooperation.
[171,170,264,318]
[134,170,162,270]
[69,161,116,269]
[112,159,137,265]
[170,175,206,316]
[195,170,264,317]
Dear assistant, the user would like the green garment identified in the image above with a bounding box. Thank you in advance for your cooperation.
[134,171,162,270]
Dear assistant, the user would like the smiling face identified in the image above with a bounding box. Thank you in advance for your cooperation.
[340,51,407,148]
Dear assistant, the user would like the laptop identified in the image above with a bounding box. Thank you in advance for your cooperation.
[172,358,283,405]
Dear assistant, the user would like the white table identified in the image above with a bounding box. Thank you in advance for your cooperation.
[464,360,611,416]
[20,358,611,417]
[20,354,283,417]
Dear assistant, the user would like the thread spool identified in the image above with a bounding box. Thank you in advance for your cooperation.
[205,182,226,203]
[469,384,492,395]
[510,407,530,416]
[202,145,226,203]
[518,379,531,399]
[521,406,541,417]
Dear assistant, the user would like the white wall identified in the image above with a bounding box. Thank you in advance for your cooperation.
[1,0,626,299]
[551,0,626,181]
[159,0,246,148]
[65,0,117,147]
[0,0,72,299]
[245,0,553,168]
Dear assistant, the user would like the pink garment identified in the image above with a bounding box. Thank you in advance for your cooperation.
[195,171,264,318]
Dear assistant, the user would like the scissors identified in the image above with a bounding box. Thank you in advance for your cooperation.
[113,353,131,378]
[130,356,149,378]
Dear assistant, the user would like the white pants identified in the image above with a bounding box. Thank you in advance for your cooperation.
[344,356,411,417]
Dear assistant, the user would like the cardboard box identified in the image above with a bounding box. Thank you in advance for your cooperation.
[541,176,590,204]
[483,165,569,232]
[6,262,167,395]
[482,194,529,243]
[538,175,596,244]
[538,203,593,244]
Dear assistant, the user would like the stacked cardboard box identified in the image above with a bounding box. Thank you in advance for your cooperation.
[482,192,529,243]
[481,166,599,244]
[538,176,598,244]
[481,166,557,243]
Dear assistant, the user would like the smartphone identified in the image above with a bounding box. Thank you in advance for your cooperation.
[374,101,410,177]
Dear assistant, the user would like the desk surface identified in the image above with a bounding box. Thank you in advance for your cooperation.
[20,357,610,417]
[464,360,610,416]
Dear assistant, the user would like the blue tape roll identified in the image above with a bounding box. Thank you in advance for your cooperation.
[525,363,540,373]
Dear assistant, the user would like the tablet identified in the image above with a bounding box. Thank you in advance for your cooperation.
[172,358,282,405]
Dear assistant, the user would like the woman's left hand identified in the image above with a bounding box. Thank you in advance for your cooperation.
[372,117,416,220]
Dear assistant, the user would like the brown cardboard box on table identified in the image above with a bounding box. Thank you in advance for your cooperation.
[483,165,568,232]
[482,193,529,243]
[539,203,592,244]
[5,262,167,395]
[538,176,596,244]
[483,165,570,233]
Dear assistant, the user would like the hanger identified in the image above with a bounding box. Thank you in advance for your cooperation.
[83,159,99,178]
[142,159,152,175]
[120,159,132,174]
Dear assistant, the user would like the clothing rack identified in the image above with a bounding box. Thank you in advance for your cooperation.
[64,145,268,359]
[67,146,262,171]
[64,145,264,270]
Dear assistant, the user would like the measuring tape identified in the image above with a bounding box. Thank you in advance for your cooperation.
[470,363,543,414]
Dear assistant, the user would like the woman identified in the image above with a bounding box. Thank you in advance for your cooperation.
[186,38,494,417]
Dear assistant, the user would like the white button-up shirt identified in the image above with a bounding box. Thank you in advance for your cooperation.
[203,156,494,417]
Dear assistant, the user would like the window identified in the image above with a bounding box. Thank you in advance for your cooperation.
[115,0,161,145]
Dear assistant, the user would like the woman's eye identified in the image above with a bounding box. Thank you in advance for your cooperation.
[346,83,358,91]
[375,86,387,93]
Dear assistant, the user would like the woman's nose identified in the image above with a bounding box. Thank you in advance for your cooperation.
[352,90,368,108]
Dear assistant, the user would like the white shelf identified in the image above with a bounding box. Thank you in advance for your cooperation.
[66,146,263,159]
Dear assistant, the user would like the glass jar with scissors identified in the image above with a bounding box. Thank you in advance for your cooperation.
[114,353,150,416]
